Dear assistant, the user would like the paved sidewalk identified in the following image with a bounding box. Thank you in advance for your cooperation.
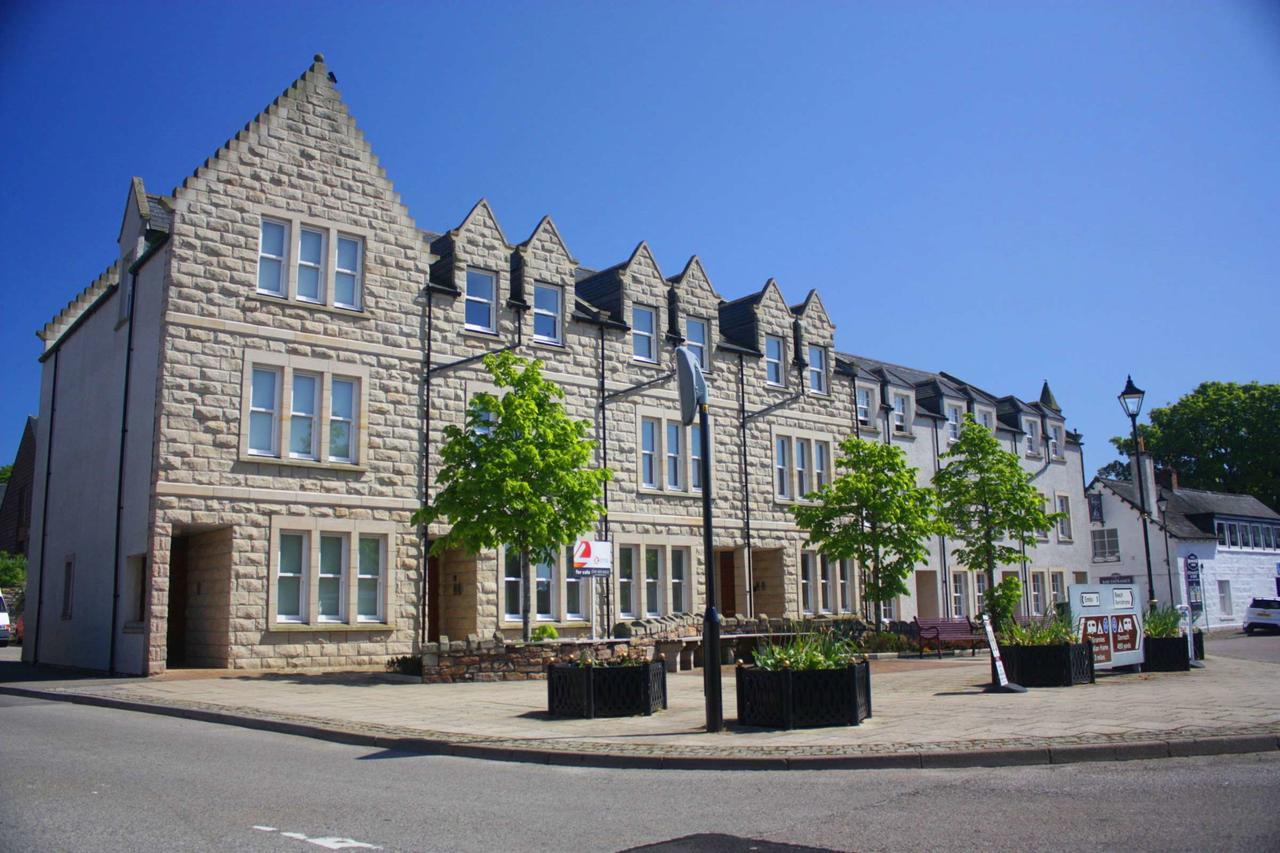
[3,648,1278,769]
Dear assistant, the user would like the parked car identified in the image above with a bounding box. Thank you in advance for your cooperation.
[1244,598,1280,635]
[0,593,10,646]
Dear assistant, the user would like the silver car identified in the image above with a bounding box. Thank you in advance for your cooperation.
[1244,598,1280,634]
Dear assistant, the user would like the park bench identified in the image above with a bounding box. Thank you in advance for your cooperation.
[914,617,985,658]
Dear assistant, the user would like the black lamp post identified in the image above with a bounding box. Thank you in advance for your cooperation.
[1157,493,1174,607]
[1118,376,1158,611]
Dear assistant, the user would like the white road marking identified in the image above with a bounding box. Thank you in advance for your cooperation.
[253,826,380,850]
[254,826,278,832]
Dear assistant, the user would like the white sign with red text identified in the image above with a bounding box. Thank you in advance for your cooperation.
[572,539,612,577]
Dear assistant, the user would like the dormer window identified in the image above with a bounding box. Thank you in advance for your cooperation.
[857,388,872,425]
[686,318,708,368]
[807,345,827,393]
[946,405,962,441]
[1024,419,1040,455]
[765,336,785,386]
[633,305,656,362]
[1049,424,1063,458]
[893,394,909,433]
[979,409,994,430]
[532,282,562,345]
[465,269,496,332]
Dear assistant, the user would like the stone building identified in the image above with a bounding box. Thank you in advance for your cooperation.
[24,57,1092,675]
[0,417,36,558]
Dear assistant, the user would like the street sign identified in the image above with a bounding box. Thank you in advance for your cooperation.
[1069,583,1144,670]
[1185,554,1203,614]
[1099,574,1134,585]
[572,539,612,577]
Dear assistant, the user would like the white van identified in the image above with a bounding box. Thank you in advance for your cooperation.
[0,593,10,646]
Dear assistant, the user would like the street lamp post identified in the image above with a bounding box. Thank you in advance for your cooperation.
[1118,376,1159,612]
[1157,493,1174,608]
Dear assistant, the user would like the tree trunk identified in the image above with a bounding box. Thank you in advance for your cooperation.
[521,547,533,643]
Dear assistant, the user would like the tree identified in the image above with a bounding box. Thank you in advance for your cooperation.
[0,552,24,589]
[933,415,1059,618]
[791,436,943,626]
[412,351,611,641]
[0,464,11,484]
[1095,459,1131,481]
[1108,382,1280,511]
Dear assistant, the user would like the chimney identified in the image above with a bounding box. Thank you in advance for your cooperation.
[1154,467,1180,491]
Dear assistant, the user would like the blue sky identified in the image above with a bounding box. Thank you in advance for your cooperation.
[2,1,1278,468]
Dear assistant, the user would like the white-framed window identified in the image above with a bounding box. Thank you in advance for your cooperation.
[893,394,909,433]
[975,572,988,607]
[857,388,872,425]
[666,422,683,489]
[289,373,319,460]
[248,367,281,456]
[1217,580,1232,616]
[686,318,708,368]
[641,418,659,488]
[819,556,834,613]
[318,534,347,622]
[644,547,662,617]
[296,227,326,303]
[671,548,688,613]
[618,546,637,619]
[1228,523,1239,547]
[882,597,897,622]
[1215,522,1226,545]
[1038,493,1051,541]
[947,406,962,441]
[1091,528,1120,562]
[1051,572,1065,604]
[690,423,703,492]
[465,268,497,332]
[258,218,288,296]
[277,532,308,622]
[1265,527,1276,550]
[566,546,586,620]
[775,436,792,499]
[1024,419,1040,455]
[633,305,656,361]
[807,345,827,393]
[503,549,522,620]
[356,535,385,622]
[329,378,357,463]
[1031,573,1045,616]
[334,235,363,309]
[535,558,555,621]
[1049,425,1063,458]
[838,559,852,613]
[796,439,810,498]
[801,551,816,614]
[1251,525,1263,550]
[533,282,562,344]
[979,409,994,430]
[765,335,785,386]
[1056,495,1073,540]
[815,442,829,489]
[951,572,967,618]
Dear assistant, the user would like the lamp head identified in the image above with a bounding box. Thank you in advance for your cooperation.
[1118,375,1145,418]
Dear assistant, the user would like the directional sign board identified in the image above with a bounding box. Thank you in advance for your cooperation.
[1069,583,1144,670]
[572,539,612,578]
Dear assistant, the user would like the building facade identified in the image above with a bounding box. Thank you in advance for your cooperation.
[1087,463,1280,630]
[0,417,36,558]
[24,57,1093,675]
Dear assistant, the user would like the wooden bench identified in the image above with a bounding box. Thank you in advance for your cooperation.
[914,617,985,658]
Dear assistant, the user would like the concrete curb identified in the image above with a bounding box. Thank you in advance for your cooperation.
[3,683,1277,772]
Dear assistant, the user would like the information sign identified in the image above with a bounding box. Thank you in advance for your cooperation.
[1068,583,1144,670]
[572,539,613,578]
[981,614,1009,687]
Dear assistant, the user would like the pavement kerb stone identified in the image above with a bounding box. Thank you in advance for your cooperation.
[6,681,1278,771]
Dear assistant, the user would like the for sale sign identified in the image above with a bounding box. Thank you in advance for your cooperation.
[572,539,612,577]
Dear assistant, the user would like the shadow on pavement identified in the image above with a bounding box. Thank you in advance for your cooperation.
[621,834,841,853]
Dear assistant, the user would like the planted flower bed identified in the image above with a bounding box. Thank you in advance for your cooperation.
[546,658,666,718]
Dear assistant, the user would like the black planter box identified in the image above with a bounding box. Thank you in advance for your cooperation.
[546,660,667,718]
[736,662,872,730]
[1143,636,1191,672]
[994,642,1095,688]
[1193,630,1204,661]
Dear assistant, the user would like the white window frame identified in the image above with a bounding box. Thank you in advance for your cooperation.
[951,572,967,618]
[565,546,587,621]
[356,535,386,623]
[666,422,683,490]
[857,387,873,425]
[632,305,657,362]
[815,441,829,489]
[257,218,288,297]
[1049,425,1063,459]
[800,551,816,615]
[1051,572,1065,604]
[690,423,703,492]
[947,406,962,441]
[1038,493,1051,541]
[1218,580,1232,616]
[1031,573,1045,616]
[296,226,327,304]
[775,436,792,499]
[334,234,363,310]
[644,546,663,617]
[671,548,688,614]
[838,559,852,613]
[328,377,357,463]
[1091,528,1120,562]
[532,281,563,345]
[268,518,395,630]
[1056,494,1073,541]
[535,558,556,622]
[807,345,827,393]
[503,549,523,620]
[244,352,370,468]
[289,372,320,461]
[819,555,834,613]
[686,317,708,368]
[277,531,309,623]
[765,336,785,386]
[317,533,348,623]
[618,546,638,619]
[248,367,281,457]
[1025,419,1040,455]
[796,438,810,498]
[465,268,497,333]
[979,409,994,430]
[641,417,659,489]
[893,394,910,433]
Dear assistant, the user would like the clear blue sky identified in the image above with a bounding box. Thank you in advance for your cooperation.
[2,1,1278,468]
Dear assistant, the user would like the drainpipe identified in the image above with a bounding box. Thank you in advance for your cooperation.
[420,286,434,648]
[596,322,610,637]
[31,349,60,666]
[737,354,754,618]
[932,417,950,618]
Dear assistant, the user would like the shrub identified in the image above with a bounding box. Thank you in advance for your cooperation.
[385,654,422,676]
[0,552,25,589]
[573,651,643,668]
[753,631,861,671]
[1144,606,1184,638]
[982,576,1022,633]
[1000,608,1075,646]
[531,624,559,642]
[859,631,913,654]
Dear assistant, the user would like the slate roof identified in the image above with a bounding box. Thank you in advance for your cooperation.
[718,290,765,354]
[1096,478,1280,541]
[144,194,173,235]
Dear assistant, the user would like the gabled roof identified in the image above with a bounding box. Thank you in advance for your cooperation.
[1091,478,1279,540]
[518,215,576,263]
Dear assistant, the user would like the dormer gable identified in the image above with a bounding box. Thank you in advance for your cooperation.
[429,198,511,293]
[789,289,835,343]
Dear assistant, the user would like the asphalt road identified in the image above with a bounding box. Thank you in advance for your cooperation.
[1206,631,1280,664]
[2,694,1278,852]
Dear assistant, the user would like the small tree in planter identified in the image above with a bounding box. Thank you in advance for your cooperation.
[413,352,611,641]
[997,610,1094,687]
[736,632,872,729]
[1142,606,1190,672]
[934,415,1060,617]
[792,437,944,627]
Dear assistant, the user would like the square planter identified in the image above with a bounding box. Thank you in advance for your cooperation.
[546,660,667,718]
[994,642,1095,688]
[1143,636,1191,672]
[1193,630,1204,661]
[736,662,872,730]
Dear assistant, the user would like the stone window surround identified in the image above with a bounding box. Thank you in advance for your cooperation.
[685,315,711,371]
[770,424,834,506]
[1055,492,1074,542]
[531,280,565,346]
[267,515,397,632]
[798,548,853,616]
[631,303,658,364]
[239,349,371,471]
[464,267,499,334]
[764,334,787,387]
[254,206,371,313]
[806,344,829,395]
[634,404,715,498]
[497,545,590,626]
[614,537,700,620]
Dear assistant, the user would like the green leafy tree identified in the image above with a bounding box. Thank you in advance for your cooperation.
[791,436,944,626]
[1095,459,1131,481]
[0,552,25,589]
[1108,381,1280,510]
[934,416,1060,606]
[0,464,12,484]
[412,352,610,641]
